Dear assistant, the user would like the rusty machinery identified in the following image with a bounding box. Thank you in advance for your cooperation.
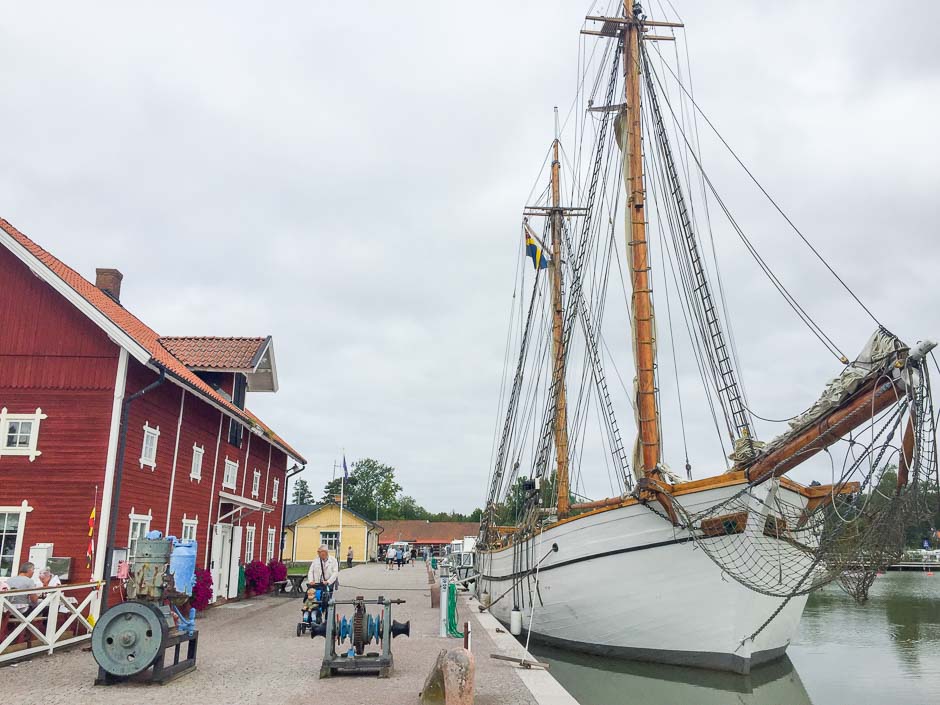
[92,536,198,685]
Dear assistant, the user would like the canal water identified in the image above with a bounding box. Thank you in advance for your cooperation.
[528,572,939,704]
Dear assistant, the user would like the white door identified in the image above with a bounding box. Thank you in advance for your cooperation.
[211,524,233,602]
[228,526,243,599]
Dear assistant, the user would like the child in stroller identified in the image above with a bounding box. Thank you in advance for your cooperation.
[296,582,330,637]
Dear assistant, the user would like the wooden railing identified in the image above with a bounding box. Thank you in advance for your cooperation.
[0,581,102,663]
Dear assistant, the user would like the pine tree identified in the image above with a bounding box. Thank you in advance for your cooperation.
[291,478,314,504]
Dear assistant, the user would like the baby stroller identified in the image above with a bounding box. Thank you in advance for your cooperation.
[296,583,330,637]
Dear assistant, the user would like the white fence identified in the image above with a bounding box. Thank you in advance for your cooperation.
[0,581,102,663]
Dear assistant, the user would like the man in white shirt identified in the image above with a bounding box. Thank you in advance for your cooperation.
[306,544,339,590]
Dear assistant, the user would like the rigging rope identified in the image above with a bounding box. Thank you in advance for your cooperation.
[648,41,882,329]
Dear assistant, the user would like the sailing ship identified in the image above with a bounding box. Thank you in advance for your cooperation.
[476,4,938,674]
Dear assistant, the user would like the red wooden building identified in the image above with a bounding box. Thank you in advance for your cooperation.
[0,218,306,613]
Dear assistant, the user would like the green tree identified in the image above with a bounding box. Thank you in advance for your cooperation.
[394,495,429,520]
[291,478,314,505]
[495,476,532,525]
[321,458,402,520]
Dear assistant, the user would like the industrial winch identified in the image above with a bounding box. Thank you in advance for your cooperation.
[311,595,410,678]
[91,534,199,685]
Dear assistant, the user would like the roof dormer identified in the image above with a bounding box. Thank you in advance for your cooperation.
[159,336,279,393]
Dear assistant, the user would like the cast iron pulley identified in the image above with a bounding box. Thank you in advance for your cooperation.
[91,601,169,677]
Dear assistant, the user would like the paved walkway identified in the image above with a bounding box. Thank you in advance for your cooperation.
[1,563,540,705]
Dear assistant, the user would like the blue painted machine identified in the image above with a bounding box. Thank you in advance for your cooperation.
[311,595,410,678]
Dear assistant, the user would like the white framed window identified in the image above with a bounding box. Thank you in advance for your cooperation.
[251,469,261,498]
[245,525,256,561]
[0,501,32,578]
[128,510,152,563]
[139,422,160,470]
[272,477,280,504]
[222,457,238,490]
[181,516,198,542]
[0,408,47,462]
[266,527,276,562]
[190,444,204,481]
[320,531,339,553]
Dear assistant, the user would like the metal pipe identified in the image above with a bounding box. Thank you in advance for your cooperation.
[279,463,305,562]
[99,364,167,614]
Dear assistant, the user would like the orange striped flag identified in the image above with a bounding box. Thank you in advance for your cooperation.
[86,506,96,568]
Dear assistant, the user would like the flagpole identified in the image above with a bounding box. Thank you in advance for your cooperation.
[338,452,345,564]
[338,474,344,563]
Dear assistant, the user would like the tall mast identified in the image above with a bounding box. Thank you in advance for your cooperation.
[623,3,661,475]
[550,111,571,516]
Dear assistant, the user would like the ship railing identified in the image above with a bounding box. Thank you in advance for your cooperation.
[0,581,102,663]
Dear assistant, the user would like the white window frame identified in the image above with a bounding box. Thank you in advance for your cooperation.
[245,524,256,561]
[0,501,33,578]
[222,457,239,490]
[190,444,204,481]
[181,516,199,542]
[251,469,261,498]
[272,477,280,504]
[127,509,152,563]
[139,422,160,470]
[0,408,47,462]
[266,527,276,562]
[320,531,340,553]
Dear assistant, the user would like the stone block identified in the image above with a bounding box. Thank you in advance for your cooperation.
[420,648,475,705]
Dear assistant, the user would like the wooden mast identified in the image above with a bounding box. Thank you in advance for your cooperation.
[624,3,661,475]
[550,122,571,517]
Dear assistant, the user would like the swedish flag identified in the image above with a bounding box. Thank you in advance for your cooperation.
[524,223,550,271]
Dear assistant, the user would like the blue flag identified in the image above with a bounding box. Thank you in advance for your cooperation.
[343,455,348,481]
[523,223,550,271]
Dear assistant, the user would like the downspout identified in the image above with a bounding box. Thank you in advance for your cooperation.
[99,364,167,614]
[280,463,305,562]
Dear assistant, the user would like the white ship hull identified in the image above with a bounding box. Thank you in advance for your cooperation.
[477,482,810,674]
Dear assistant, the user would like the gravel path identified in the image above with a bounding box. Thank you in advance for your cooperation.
[1,563,538,705]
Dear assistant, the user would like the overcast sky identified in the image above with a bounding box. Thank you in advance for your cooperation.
[3,1,937,512]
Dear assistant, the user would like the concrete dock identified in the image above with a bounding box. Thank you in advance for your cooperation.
[0,563,576,705]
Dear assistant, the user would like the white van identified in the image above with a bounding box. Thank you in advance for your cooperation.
[389,541,411,557]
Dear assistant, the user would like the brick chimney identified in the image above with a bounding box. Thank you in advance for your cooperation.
[95,268,123,302]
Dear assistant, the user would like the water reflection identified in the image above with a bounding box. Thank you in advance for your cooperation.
[528,646,813,705]
[800,572,940,680]
[530,574,940,705]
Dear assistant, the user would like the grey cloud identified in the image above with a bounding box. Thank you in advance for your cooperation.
[1,0,937,509]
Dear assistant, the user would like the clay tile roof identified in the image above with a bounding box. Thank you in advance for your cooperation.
[376,520,479,545]
[159,336,269,370]
[0,217,305,463]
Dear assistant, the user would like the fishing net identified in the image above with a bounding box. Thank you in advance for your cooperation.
[672,335,938,605]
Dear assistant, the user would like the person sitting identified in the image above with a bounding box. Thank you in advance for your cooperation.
[35,568,61,589]
[301,586,321,624]
[6,562,39,612]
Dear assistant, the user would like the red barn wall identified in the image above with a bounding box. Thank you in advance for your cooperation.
[116,360,286,571]
[1,244,293,589]
[0,245,118,579]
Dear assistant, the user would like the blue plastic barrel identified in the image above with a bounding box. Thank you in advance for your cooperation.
[169,539,198,595]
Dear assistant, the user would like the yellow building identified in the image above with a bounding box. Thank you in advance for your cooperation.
[282,502,381,563]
